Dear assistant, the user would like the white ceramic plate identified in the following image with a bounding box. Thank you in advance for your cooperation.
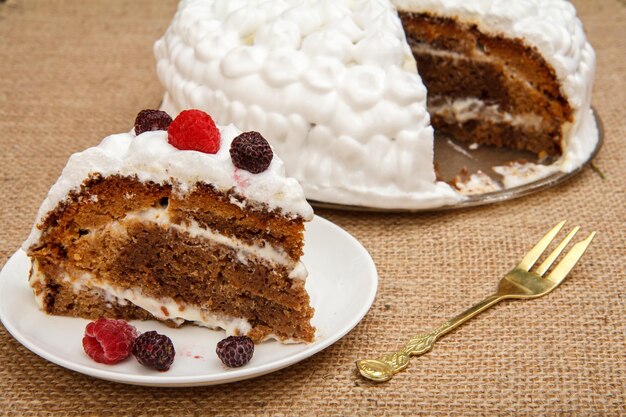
[0,215,377,387]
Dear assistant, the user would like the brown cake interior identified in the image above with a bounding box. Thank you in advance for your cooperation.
[398,12,573,157]
[27,174,315,342]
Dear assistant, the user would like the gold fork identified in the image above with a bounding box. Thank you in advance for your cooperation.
[356,221,596,382]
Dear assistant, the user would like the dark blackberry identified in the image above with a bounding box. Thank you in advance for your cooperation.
[132,331,175,371]
[134,109,173,135]
[216,335,254,367]
[229,131,273,174]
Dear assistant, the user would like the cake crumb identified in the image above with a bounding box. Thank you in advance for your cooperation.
[452,170,501,195]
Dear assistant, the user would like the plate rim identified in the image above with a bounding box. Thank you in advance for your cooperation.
[0,215,378,387]
[309,110,604,213]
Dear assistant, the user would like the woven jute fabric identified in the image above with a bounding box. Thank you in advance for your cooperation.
[0,0,624,415]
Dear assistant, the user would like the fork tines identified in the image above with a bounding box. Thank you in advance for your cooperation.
[519,220,596,281]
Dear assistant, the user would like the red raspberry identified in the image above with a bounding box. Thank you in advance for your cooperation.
[132,331,176,371]
[216,335,254,367]
[134,109,173,135]
[82,318,139,365]
[167,109,221,154]
[230,131,273,174]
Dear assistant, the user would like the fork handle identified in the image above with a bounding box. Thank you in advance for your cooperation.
[414,293,504,352]
[356,294,504,382]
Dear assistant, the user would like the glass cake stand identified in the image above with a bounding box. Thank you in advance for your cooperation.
[309,111,604,213]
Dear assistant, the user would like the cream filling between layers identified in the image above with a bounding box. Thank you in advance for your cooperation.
[28,259,253,337]
[70,270,254,335]
[120,207,307,280]
[410,42,548,106]
[428,97,544,130]
[410,43,546,131]
[30,260,305,343]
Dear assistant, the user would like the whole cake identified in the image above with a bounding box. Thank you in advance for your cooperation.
[23,110,316,343]
[154,0,597,208]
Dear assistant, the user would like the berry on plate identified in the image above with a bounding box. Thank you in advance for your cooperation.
[82,318,139,365]
[132,331,176,371]
[167,109,220,153]
[216,335,254,368]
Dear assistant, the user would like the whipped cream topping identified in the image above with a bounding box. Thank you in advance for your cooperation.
[23,124,313,249]
[154,0,597,208]
[155,0,462,209]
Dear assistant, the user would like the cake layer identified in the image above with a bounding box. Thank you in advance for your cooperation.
[30,258,155,322]
[429,97,560,155]
[399,12,572,156]
[409,42,569,121]
[30,217,315,342]
[31,264,308,342]
[28,175,306,264]
[170,183,305,261]
[392,0,597,174]
[400,13,570,112]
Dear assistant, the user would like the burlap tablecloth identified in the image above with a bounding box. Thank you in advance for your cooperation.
[0,0,624,415]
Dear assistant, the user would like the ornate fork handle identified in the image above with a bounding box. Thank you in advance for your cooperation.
[356,294,503,382]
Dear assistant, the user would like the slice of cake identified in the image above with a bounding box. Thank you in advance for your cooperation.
[22,109,316,343]
[154,0,597,208]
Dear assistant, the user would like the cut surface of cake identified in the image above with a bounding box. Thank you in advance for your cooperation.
[393,0,595,161]
[154,0,597,208]
[23,110,316,343]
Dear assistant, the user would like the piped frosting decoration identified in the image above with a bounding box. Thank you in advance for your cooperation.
[155,0,462,209]
[154,0,598,209]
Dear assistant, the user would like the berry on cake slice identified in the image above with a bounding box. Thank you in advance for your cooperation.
[230,131,273,174]
[132,331,176,371]
[216,335,254,368]
[82,318,139,365]
[167,109,221,153]
[134,109,173,135]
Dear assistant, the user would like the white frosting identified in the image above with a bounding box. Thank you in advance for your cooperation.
[155,0,462,209]
[154,0,597,208]
[23,124,313,249]
[493,161,560,189]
